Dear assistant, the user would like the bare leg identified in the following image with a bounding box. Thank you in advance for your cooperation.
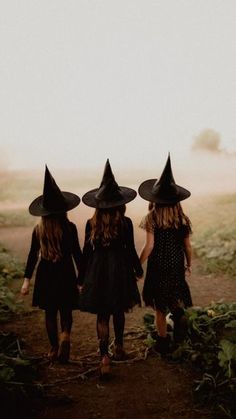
[155,309,167,337]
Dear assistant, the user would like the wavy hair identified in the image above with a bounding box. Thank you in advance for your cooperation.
[146,202,192,231]
[90,205,126,246]
[36,213,68,262]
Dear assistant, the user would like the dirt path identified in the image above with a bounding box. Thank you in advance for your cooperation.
[1,226,236,419]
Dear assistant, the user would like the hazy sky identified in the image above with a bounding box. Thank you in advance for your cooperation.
[1,0,236,171]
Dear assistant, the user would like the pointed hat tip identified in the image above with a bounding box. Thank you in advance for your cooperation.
[166,153,172,166]
[104,159,112,171]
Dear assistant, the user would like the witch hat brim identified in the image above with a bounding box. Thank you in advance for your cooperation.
[29,191,81,216]
[138,154,191,205]
[82,159,137,208]
[138,179,190,204]
[82,186,137,208]
[29,166,80,216]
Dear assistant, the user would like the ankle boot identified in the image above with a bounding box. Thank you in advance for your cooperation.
[113,344,126,361]
[154,336,170,356]
[172,308,188,343]
[48,345,59,362]
[99,354,111,379]
[58,331,70,363]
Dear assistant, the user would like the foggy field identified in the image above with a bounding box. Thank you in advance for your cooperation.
[0,169,235,278]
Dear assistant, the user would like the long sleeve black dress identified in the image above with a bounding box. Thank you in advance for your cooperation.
[24,220,82,310]
[79,216,143,314]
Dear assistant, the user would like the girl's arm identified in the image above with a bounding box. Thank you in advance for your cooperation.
[125,218,143,278]
[183,235,192,275]
[77,220,92,286]
[71,223,83,271]
[21,227,40,295]
[139,231,154,265]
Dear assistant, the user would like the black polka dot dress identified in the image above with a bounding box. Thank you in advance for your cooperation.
[140,216,193,313]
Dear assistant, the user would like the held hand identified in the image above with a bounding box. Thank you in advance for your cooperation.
[77,285,83,294]
[21,278,30,296]
[185,266,192,278]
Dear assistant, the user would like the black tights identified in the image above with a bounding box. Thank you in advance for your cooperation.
[45,308,73,348]
[97,312,125,356]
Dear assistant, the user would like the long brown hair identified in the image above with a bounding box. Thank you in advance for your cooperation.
[146,202,191,231]
[90,205,126,246]
[36,213,67,262]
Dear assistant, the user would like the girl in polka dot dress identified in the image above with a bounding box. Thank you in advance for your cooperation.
[138,155,192,354]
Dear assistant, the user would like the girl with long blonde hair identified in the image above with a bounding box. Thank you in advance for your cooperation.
[139,155,193,354]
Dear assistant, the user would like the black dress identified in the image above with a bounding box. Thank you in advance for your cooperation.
[140,216,193,313]
[24,220,82,310]
[79,216,143,314]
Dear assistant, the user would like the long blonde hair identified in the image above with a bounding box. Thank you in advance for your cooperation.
[90,205,126,246]
[146,202,191,231]
[36,213,67,262]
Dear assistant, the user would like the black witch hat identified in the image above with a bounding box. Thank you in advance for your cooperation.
[138,154,191,205]
[82,159,137,208]
[29,165,80,216]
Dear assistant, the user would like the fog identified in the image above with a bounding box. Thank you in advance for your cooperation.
[0,148,235,251]
[1,126,235,198]
[0,1,236,200]
[1,1,236,170]
[1,149,235,199]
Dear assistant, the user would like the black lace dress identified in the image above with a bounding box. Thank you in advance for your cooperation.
[140,216,193,313]
[79,217,143,314]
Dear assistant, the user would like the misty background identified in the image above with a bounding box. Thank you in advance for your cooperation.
[0,0,235,198]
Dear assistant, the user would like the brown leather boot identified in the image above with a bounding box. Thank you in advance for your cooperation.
[47,345,59,362]
[113,344,126,361]
[58,331,70,363]
[99,354,111,380]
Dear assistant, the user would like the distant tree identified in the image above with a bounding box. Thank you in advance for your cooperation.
[192,129,221,152]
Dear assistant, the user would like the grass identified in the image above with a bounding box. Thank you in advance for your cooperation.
[0,209,34,227]
[188,193,236,278]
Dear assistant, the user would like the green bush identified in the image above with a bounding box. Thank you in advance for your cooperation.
[143,302,236,418]
[0,246,24,322]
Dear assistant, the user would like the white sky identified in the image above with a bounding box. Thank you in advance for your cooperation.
[0,0,236,172]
